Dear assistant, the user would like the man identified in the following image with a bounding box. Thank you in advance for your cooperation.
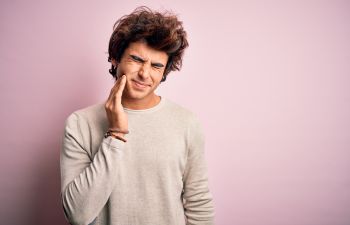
[60,6,215,225]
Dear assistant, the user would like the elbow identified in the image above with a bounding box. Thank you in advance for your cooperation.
[61,189,95,225]
[62,200,95,225]
[69,216,96,225]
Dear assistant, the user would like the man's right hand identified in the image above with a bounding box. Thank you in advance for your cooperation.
[105,74,128,137]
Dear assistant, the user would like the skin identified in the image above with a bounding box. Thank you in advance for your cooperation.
[105,40,169,137]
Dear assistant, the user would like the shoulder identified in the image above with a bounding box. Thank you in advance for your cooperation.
[64,102,106,129]
[163,99,206,152]
[163,98,204,136]
[163,98,200,124]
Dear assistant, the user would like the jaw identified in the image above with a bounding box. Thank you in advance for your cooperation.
[123,80,154,100]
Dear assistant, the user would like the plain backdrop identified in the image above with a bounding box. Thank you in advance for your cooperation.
[1,0,349,225]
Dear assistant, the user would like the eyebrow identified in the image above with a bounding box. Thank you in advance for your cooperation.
[129,54,165,68]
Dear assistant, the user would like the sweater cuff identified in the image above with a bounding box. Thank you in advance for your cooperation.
[102,136,126,150]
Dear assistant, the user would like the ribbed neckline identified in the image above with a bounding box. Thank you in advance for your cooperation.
[123,96,166,114]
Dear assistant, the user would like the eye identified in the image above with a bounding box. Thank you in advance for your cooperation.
[130,55,143,62]
[152,65,161,69]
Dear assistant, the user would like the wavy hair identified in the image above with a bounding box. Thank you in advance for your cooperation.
[107,6,189,82]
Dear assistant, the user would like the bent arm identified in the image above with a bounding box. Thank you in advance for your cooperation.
[60,113,125,225]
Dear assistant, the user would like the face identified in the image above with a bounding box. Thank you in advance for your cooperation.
[111,41,168,101]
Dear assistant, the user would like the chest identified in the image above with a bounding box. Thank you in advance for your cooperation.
[123,120,187,174]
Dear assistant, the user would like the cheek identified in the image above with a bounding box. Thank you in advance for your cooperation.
[115,66,123,78]
[117,62,137,75]
[151,74,163,86]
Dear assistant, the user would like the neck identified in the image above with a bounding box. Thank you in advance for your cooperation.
[121,94,161,110]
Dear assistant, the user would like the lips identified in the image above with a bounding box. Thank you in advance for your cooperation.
[132,80,150,89]
[134,80,150,86]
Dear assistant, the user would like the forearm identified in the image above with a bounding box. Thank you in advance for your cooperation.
[183,172,215,225]
[183,151,215,224]
[61,137,125,225]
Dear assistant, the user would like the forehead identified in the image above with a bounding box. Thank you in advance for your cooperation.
[125,41,168,63]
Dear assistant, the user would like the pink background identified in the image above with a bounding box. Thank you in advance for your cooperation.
[1,1,349,225]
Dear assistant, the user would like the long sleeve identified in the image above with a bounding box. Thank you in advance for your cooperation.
[182,115,215,225]
[60,112,126,225]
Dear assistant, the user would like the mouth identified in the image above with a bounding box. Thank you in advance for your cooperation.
[132,80,150,90]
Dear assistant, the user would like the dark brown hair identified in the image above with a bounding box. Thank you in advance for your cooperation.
[107,6,189,82]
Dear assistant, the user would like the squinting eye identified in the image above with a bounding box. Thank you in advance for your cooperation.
[131,56,142,62]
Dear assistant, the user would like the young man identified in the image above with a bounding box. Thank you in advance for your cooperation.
[60,6,215,225]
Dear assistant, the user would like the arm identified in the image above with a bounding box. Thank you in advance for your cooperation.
[60,112,126,225]
[182,115,215,225]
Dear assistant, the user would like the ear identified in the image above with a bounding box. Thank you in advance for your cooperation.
[111,59,119,68]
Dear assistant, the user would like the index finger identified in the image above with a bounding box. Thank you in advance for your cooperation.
[114,75,127,105]
[107,74,125,102]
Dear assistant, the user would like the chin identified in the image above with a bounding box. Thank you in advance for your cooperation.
[128,92,148,100]
[125,86,151,100]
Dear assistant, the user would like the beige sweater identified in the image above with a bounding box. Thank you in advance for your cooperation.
[60,96,215,225]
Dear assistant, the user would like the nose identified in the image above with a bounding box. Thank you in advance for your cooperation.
[138,63,151,80]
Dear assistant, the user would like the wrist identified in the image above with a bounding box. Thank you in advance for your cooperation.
[104,130,127,142]
[110,133,127,142]
[110,132,125,137]
[108,127,129,134]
